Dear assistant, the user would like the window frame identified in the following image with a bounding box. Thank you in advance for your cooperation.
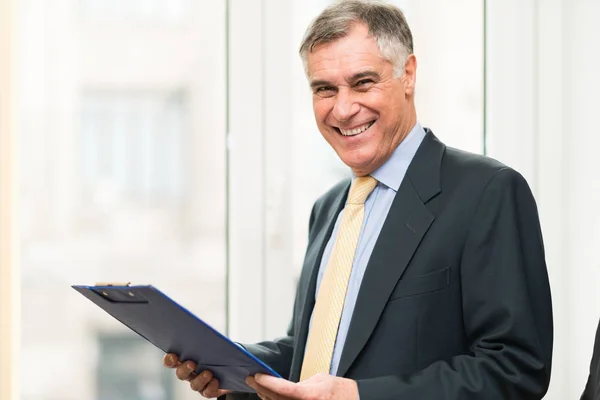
[0,0,18,398]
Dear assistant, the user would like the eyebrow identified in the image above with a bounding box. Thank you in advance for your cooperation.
[348,70,381,83]
[309,70,381,89]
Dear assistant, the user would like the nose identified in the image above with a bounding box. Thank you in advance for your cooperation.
[332,89,360,122]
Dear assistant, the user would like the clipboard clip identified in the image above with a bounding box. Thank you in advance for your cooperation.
[95,281,131,287]
[91,283,148,304]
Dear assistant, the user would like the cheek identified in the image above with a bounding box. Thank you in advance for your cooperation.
[364,94,388,113]
[313,99,333,125]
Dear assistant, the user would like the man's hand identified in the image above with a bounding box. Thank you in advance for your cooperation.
[246,373,359,400]
[163,353,231,398]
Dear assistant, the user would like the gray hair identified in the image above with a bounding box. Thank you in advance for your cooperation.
[299,0,414,78]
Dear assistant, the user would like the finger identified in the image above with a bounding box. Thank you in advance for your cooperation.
[163,353,180,368]
[247,377,280,400]
[202,378,221,398]
[246,376,258,390]
[255,386,277,400]
[175,361,197,381]
[254,374,299,397]
[253,386,270,400]
[216,389,232,397]
[190,370,213,392]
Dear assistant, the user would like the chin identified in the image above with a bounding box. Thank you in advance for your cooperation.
[345,162,374,176]
[342,152,375,169]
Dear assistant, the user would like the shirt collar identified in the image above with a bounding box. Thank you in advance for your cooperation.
[368,122,427,192]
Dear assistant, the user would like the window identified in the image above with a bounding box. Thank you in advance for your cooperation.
[79,91,187,206]
[18,0,227,399]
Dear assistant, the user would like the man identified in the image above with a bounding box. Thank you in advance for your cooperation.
[164,1,553,398]
[582,319,600,400]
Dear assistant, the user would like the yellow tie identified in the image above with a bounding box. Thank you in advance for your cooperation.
[300,175,378,381]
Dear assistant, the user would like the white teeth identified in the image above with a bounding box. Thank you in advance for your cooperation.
[340,122,373,136]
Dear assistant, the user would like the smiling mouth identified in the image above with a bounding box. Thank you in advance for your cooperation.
[336,121,375,137]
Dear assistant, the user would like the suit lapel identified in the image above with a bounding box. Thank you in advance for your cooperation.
[336,131,444,377]
[289,180,350,381]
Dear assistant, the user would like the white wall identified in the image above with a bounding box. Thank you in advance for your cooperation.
[563,0,600,395]
[400,0,484,154]
[486,0,600,398]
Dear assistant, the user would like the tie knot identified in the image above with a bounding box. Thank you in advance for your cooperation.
[347,176,378,205]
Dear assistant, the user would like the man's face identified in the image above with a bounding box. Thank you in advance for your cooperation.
[307,23,416,177]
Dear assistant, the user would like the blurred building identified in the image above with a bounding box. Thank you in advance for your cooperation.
[18,1,228,399]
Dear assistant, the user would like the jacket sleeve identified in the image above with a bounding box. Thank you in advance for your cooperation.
[581,319,600,400]
[356,168,554,399]
[241,318,296,379]
[222,278,296,400]
[222,324,295,400]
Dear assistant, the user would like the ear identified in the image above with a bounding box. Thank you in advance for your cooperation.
[402,54,417,96]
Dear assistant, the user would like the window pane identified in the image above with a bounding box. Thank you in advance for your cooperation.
[17,1,227,399]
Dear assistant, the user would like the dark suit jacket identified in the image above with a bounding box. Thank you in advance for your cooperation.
[227,130,553,399]
[582,319,600,400]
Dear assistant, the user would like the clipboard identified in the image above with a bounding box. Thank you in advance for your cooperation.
[72,284,281,393]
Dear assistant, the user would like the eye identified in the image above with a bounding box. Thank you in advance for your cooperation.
[354,79,374,90]
[314,86,337,98]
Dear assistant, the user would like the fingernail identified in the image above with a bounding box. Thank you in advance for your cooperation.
[202,371,210,379]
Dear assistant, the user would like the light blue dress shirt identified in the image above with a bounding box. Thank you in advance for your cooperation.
[308,122,427,376]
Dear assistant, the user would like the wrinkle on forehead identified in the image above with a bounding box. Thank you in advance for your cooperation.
[309,55,393,87]
[306,24,393,83]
